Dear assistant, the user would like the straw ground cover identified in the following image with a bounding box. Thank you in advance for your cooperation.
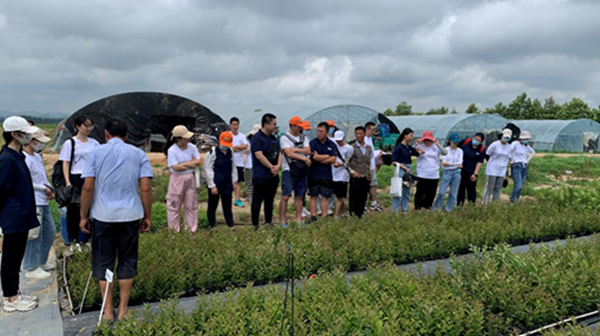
[97,238,600,335]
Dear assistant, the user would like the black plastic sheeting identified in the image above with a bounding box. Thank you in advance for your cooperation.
[504,122,521,143]
[59,92,229,147]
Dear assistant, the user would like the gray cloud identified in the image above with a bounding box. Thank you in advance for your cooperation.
[0,0,598,117]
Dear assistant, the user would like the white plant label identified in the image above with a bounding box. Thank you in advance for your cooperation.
[105,269,114,283]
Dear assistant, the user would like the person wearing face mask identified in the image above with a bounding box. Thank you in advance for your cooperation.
[457,132,486,206]
[391,128,423,213]
[414,131,447,210]
[0,116,39,313]
[482,129,513,204]
[204,132,238,229]
[59,115,100,249]
[22,128,57,280]
[432,133,463,212]
[510,131,535,203]
[164,125,202,233]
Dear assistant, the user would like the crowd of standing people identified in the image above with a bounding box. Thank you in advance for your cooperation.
[0,112,536,317]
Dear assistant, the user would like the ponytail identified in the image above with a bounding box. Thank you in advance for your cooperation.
[394,128,414,149]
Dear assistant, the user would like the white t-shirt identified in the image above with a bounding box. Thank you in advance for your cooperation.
[24,152,51,206]
[232,132,248,167]
[59,137,101,175]
[280,132,310,172]
[364,136,377,170]
[415,143,441,179]
[167,143,200,175]
[485,140,512,177]
[332,143,353,182]
[244,142,253,169]
[441,147,464,170]
[510,142,535,164]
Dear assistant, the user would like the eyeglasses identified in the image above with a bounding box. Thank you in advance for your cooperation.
[82,124,95,130]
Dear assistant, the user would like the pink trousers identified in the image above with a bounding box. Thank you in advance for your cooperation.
[166,173,198,232]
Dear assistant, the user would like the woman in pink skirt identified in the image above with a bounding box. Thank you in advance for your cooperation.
[165,125,202,232]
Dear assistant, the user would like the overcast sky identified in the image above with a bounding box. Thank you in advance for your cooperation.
[1,0,599,116]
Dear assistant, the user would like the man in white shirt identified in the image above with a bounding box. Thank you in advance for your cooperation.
[279,116,312,226]
[364,122,383,212]
[332,131,353,218]
[230,117,249,208]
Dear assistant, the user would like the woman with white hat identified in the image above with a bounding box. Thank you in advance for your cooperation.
[22,127,57,280]
[509,130,535,203]
[482,128,513,204]
[164,125,202,232]
[432,132,463,211]
[0,116,39,313]
[414,130,447,210]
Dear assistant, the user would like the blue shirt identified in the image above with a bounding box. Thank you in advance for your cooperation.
[251,130,280,179]
[309,138,338,180]
[392,143,419,165]
[81,138,153,222]
[459,139,485,175]
[0,147,39,234]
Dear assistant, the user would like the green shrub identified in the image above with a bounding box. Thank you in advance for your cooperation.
[100,238,600,335]
[67,201,600,309]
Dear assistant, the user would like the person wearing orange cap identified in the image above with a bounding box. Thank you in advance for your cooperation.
[414,130,447,210]
[279,116,312,227]
[164,125,203,232]
[204,132,238,229]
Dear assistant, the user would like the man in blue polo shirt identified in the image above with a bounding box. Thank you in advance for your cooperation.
[251,113,282,228]
[308,122,337,222]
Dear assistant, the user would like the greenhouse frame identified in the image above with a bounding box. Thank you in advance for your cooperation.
[511,119,600,152]
[387,114,508,147]
[218,104,398,142]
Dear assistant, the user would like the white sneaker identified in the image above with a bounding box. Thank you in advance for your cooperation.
[2,295,37,312]
[18,291,38,302]
[327,209,334,216]
[302,208,310,218]
[25,268,51,279]
[76,243,82,253]
[41,263,55,271]
[69,245,75,252]
[370,202,384,212]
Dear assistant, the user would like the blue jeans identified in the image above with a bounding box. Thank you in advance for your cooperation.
[433,169,462,211]
[510,162,529,203]
[23,206,56,271]
[392,168,411,213]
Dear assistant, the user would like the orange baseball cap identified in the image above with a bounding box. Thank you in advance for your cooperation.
[219,131,233,147]
[301,121,312,130]
[326,120,335,127]
[289,116,303,126]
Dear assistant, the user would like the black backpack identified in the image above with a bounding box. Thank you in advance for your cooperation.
[52,138,75,207]
[282,134,309,178]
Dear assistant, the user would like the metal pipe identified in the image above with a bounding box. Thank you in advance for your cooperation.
[518,310,599,336]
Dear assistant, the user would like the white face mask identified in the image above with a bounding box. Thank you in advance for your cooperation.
[33,142,45,152]
[15,132,33,145]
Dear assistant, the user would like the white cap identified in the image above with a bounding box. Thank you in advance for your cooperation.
[519,131,532,140]
[248,124,261,136]
[502,129,513,138]
[333,130,345,141]
[2,116,37,133]
[30,127,51,143]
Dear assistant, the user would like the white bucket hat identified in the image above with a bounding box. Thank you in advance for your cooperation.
[519,131,532,140]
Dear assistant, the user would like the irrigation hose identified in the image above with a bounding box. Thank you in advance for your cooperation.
[62,254,75,315]
[518,310,599,335]
[78,270,93,315]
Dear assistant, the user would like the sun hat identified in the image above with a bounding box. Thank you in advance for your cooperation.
[326,120,335,127]
[301,121,312,130]
[502,129,513,138]
[420,130,435,142]
[248,124,261,136]
[2,116,37,133]
[219,131,233,148]
[448,132,461,143]
[289,116,303,127]
[333,130,345,141]
[30,127,51,143]
[171,125,194,139]
[519,131,532,140]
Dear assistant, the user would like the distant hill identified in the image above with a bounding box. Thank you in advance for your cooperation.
[0,109,69,124]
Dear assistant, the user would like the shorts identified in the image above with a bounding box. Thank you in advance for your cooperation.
[333,181,348,199]
[236,167,245,183]
[281,170,307,197]
[91,219,140,281]
[370,169,378,187]
[308,178,333,198]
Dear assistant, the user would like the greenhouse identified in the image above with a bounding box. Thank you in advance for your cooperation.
[387,114,508,147]
[218,104,398,142]
[511,119,600,152]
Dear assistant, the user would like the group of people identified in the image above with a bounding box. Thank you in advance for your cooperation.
[0,112,535,317]
[1,116,152,320]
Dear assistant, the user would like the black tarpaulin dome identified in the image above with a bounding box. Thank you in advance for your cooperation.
[59,92,228,147]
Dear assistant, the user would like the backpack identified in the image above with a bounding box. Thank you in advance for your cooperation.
[461,138,485,154]
[52,138,75,207]
[282,133,309,178]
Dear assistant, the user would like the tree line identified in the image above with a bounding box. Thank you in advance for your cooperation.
[383,93,600,123]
